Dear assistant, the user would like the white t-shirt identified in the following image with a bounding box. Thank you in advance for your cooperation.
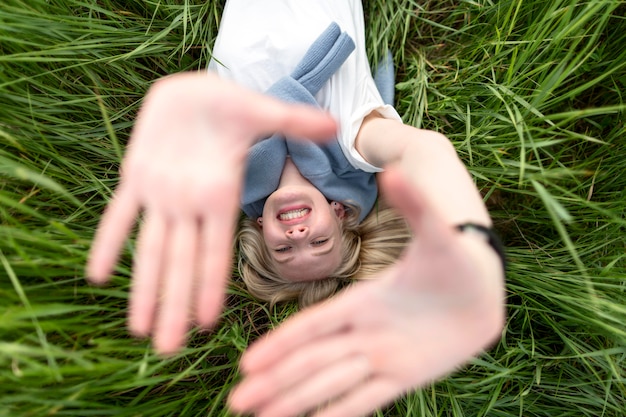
[208,0,402,173]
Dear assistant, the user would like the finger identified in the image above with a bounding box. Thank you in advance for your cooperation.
[87,181,140,284]
[128,212,167,337]
[255,355,371,417]
[158,72,337,142]
[195,200,238,327]
[230,332,375,412]
[244,98,338,142]
[379,167,454,245]
[153,218,198,354]
[312,378,400,417]
[239,290,362,373]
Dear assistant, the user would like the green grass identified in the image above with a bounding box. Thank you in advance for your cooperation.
[1,0,624,416]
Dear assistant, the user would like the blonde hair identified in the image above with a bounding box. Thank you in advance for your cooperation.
[236,200,411,308]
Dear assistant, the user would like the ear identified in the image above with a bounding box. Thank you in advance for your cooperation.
[331,201,346,219]
[256,217,263,228]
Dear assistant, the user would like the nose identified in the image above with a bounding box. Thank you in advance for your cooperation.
[286,226,309,240]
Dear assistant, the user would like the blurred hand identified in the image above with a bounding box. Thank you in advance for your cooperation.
[228,167,505,417]
[87,72,337,354]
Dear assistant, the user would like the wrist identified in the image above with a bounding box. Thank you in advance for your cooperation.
[455,223,506,274]
[454,223,506,304]
[454,224,506,337]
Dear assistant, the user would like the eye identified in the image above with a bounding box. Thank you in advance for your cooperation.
[275,246,291,253]
[311,238,329,246]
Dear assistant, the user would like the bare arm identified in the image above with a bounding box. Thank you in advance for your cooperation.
[357,112,503,300]
[229,115,506,417]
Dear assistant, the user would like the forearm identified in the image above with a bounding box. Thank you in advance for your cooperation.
[400,135,490,228]
[358,115,505,296]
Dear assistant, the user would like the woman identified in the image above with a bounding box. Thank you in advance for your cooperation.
[87,1,505,416]
[208,10,411,306]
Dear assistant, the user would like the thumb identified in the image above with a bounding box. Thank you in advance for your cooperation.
[203,74,338,142]
[379,166,454,247]
[255,100,338,142]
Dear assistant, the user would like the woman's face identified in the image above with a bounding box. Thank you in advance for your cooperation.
[258,185,345,282]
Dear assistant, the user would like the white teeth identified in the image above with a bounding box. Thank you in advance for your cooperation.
[278,208,310,220]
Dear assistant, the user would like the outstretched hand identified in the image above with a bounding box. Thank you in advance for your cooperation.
[229,167,505,417]
[87,72,337,354]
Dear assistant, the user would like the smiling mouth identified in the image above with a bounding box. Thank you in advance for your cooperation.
[278,208,311,221]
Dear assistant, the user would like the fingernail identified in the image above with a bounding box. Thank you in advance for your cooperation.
[154,334,181,357]
[238,357,249,374]
[128,324,150,339]
[228,387,246,411]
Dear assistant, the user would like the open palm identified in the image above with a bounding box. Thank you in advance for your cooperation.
[87,72,336,354]
[229,168,505,417]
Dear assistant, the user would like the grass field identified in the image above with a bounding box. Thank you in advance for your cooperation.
[1,0,624,416]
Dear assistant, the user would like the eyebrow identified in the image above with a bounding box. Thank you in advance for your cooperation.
[274,241,335,264]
